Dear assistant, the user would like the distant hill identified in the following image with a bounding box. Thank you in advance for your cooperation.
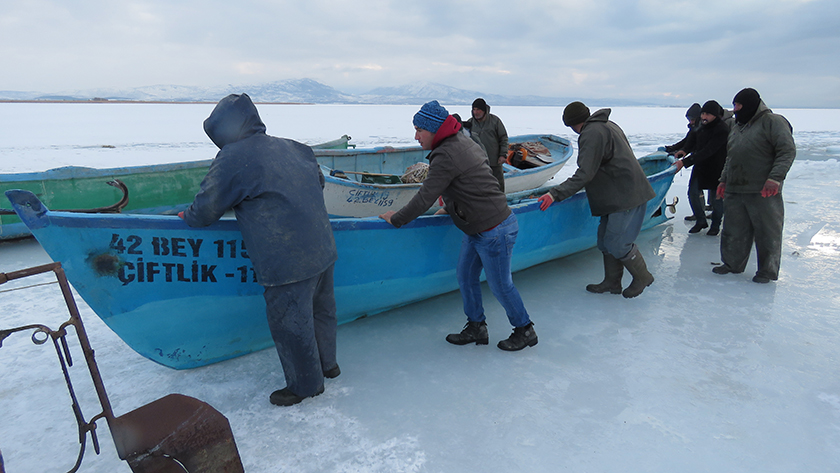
[0,78,656,107]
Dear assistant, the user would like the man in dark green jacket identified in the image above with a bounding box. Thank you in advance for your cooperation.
[465,98,509,191]
[380,100,537,351]
[713,88,796,283]
[538,102,656,298]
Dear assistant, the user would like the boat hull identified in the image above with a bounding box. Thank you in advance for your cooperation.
[6,152,676,369]
[0,136,354,240]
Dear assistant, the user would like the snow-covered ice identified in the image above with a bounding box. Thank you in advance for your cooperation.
[1,103,839,472]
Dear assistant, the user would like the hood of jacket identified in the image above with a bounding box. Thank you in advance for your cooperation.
[431,115,462,149]
[583,108,611,127]
[742,100,772,126]
[203,93,267,149]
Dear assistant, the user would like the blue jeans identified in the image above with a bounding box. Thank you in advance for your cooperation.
[596,203,647,259]
[456,213,531,328]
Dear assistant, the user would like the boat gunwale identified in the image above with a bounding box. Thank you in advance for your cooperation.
[319,133,573,190]
[14,154,675,233]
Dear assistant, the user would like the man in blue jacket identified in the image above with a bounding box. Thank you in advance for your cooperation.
[182,94,339,406]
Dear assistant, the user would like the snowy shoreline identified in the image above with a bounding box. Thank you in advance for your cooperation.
[2,104,840,473]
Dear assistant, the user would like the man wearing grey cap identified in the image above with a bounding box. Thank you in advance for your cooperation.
[537,102,656,298]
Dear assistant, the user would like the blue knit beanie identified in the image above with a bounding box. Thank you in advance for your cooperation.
[413,100,449,133]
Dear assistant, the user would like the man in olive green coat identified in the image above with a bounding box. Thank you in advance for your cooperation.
[465,98,509,191]
[713,88,796,283]
[538,102,656,298]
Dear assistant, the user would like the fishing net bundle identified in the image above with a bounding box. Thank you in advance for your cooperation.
[401,163,429,183]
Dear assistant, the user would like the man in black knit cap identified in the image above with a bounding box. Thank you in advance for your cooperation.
[713,88,796,283]
[464,98,509,191]
[673,100,729,235]
[537,101,656,298]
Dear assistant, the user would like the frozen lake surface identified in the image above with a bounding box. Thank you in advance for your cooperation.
[1,103,840,472]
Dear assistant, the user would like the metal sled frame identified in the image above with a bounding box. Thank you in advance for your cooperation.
[0,262,244,473]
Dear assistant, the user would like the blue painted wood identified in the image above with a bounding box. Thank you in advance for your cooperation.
[5,152,676,369]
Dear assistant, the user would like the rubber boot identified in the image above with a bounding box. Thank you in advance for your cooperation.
[586,253,624,294]
[619,245,654,298]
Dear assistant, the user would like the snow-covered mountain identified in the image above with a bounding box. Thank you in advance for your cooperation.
[0,78,648,106]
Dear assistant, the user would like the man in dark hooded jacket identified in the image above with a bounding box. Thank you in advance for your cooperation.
[380,100,537,352]
[713,88,796,283]
[673,100,729,235]
[665,103,707,222]
[665,103,702,155]
[538,102,656,298]
[182,93,339,406]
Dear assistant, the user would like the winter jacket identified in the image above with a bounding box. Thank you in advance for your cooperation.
[548,108,655,216]
[183,94,337,286]
[722,101,796,193]
[664,123,698,155]
[680,116,729,190]
[391,115,511,234]
[466,108,509,168]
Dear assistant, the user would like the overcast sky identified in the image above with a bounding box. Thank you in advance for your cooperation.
[1,0,838,107]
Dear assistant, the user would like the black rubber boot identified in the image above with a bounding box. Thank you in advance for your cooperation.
[323,365,341,379]
[497,322,538,351]
[446,321,488,345]
[689,222,709,233]
[620,245,654,298]
[712,264,741,275]
[586,252,624,294]
[270,385,324,406]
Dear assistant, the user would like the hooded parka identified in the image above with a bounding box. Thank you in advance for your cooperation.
[183,94,337,286]
[548,108,655,216]
[722,100,796,193]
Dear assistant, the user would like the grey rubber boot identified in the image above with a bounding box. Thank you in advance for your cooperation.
[619,245,654,298]
[586,252,624,294]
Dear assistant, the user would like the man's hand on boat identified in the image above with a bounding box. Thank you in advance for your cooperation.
[538,193,554,211]
[379,207,447,225]
[379,211,395,224]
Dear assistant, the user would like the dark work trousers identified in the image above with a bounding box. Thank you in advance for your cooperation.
[688,174,723,228]
[596,202,648,260]
[490,165,505,192]
[720,193,785,280]
[263,264,337,398]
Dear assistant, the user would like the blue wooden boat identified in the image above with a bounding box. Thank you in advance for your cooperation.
[5,152,676,370]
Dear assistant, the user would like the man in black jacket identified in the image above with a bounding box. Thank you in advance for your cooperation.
[673,100,729,235]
